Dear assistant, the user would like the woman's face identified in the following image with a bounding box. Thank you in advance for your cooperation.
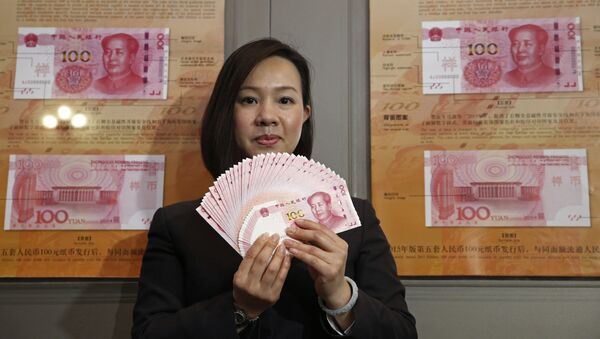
[234,56,311,157]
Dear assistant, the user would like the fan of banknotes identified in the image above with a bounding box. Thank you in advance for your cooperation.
[196,153,361,256]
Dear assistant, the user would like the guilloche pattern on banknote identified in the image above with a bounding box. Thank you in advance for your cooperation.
[14,27,169,99]
[421,18,583,94]
[424,149,590,227]
[4,155,165,230]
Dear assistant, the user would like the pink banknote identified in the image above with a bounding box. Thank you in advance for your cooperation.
[421,18,582,94]
[14,27,169,99]
[424,149,590,227]
[4,154,165,230]
[196,153,361,256]
[238,189,360,256]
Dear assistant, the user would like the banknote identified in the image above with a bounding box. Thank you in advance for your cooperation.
[424,149,590,227]
[4,154,165,230]
[197,153,361,256]
[238,189,360,256]
[421,17,582,94]
[14,27,169,99]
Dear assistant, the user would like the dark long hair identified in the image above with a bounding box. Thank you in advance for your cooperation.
[201,38,314,179]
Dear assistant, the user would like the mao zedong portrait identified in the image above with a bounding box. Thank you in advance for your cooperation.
[308,191,346,229]
[503,24,556,88]
[94,33,144,95]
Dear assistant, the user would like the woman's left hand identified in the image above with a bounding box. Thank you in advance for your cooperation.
[283,219,351,311]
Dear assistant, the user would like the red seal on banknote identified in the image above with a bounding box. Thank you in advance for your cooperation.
[55,65,93,93]
[24,33,38,47]
[463,58,501,88]
[260,207,269,217]
[428,27,443,41]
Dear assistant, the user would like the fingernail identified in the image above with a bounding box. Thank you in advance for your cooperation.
[270,233,279,243]
[260,233,268,240]
[286,226,296,234]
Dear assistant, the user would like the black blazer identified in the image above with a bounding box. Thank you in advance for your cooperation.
[132,197,417,339]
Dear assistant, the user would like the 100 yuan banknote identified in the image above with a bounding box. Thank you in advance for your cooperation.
[4,154,165,230]
[15,27,169,99]
[238,189,360,256]
[421,18,582,94]
[424,149,589,227]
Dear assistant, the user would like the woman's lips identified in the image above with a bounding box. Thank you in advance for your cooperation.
[255,134,280,146]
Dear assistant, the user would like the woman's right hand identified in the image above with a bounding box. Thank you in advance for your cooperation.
[233,233,291,318]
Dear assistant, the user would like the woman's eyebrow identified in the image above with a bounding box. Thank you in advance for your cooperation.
[239,85,299,92]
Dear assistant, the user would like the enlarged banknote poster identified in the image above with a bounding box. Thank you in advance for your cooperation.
[370,0,600,277]
[0,0,224,277]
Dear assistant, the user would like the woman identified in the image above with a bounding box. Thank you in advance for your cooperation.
[132,38,417,339]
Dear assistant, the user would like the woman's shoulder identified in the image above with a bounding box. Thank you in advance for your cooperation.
[350,196,368,207]
[161,198,203,213]
[153,198,204,229]
[350,196,376,220]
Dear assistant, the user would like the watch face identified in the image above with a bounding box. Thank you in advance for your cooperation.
[234,309,247,326]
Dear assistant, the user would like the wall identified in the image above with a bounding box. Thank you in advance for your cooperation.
[1,1,599,338]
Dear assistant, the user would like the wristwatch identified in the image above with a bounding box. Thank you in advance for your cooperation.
[233,307,258,328]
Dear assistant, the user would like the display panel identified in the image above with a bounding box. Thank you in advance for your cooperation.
[0,0,224,277]
[370,0,600,277]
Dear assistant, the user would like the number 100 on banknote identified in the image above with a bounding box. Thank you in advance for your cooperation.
[421,18,582,94]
